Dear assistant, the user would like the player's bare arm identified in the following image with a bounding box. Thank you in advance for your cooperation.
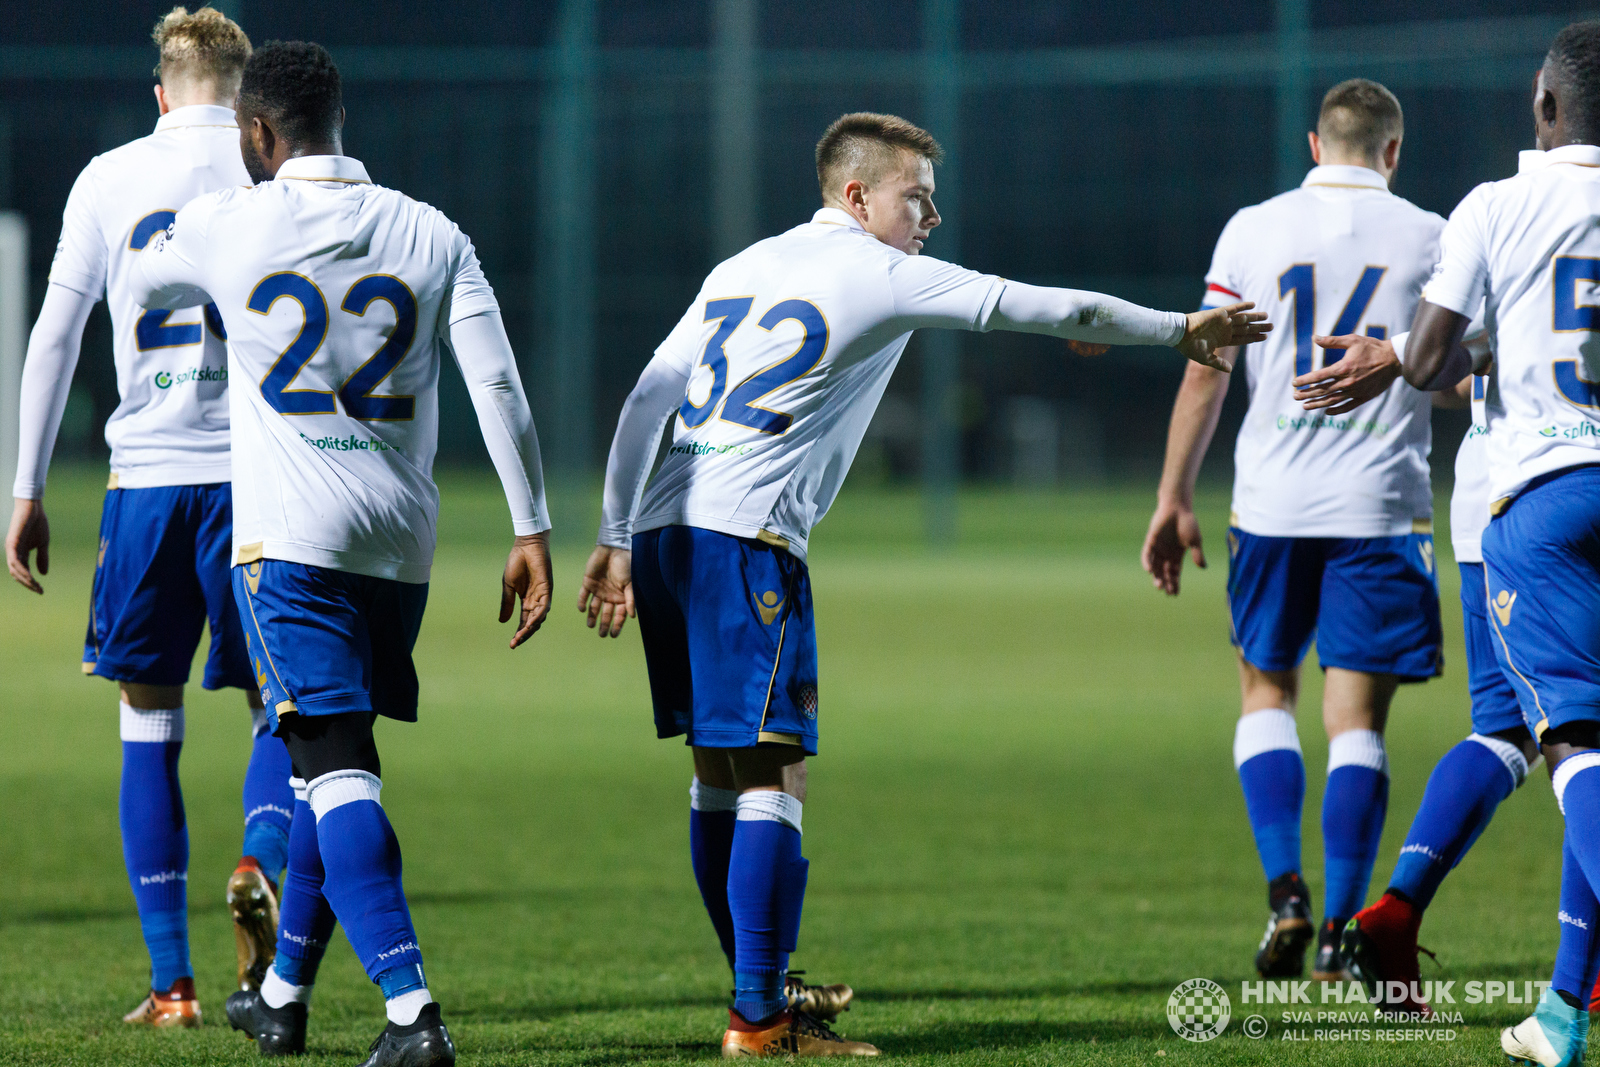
[6,498,50,594]
[1178,303,1270,370]
[1292,302,1472,413]
[578,545,634,638]
[501,532,553,649]
[1143,353,1234,596]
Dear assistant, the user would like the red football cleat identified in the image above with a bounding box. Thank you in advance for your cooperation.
[1340,892,1433,1018]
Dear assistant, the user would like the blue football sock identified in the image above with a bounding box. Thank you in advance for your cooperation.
[119,703,191,992]
[274,792,337,988]
[1323,729,1390,926]
[1234,710,1304,882]
[689,778,739,971]
[729,792,807,1024]
[307,773,424,985]
[1389,735,1523,911]
[241,715,294,880]
[1553,755,1600,1000]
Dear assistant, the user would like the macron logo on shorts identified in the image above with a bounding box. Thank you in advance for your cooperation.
[1493,589,1517,626]
[755,590,785,626]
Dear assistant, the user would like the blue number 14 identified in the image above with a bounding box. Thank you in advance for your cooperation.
[1278,264,1388,376]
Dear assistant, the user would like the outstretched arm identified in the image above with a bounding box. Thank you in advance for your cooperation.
[447,310,552,648]
[7,283,97,593]
[1142,356,1234,596]
[1291,302,1474,414]
[581,354,690,638]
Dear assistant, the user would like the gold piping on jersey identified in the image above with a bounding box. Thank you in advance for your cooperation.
[106,472,120,490]
[236,542,265,564]
[1490,496,1512,516]
[756,529,789,550]
[1412,519,1433,533]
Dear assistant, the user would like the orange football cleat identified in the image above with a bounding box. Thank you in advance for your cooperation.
[123,976,202,1028]
[722,1007,878,1057]
[227,857,280,991]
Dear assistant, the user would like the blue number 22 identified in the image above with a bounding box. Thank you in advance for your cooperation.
[680,297,829,436]
[1278,264,1388,376]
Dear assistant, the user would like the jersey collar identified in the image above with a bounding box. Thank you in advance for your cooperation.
[274,155,372,185]
[1301,164,1389,191]
[1543,144,1600,169]
[812,207,865,232]
[154,104,238,132]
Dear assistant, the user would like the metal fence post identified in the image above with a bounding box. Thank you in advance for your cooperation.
[922,0,961,547]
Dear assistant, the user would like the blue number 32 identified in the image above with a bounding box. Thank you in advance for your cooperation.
[247,273,418,420]
[678,297,829,435]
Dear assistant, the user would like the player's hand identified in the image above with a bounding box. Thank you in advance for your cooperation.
[1292,334,1401,414]
[500,532,552,649]
[577,544,634,638]
[6,497,50,595]
[1177,302,1269,370]
[1142,499,1205,597]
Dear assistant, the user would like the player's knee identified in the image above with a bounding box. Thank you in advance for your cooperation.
[121,682,184,711]
[1469,731,1534,789]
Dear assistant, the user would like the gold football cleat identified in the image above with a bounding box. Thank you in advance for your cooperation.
[722,1008,879,1057]
[785,972,854,1021]
[227,858,280,991]
[123,976,202,1028]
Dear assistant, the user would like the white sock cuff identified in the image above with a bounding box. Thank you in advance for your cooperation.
[290,776,309,804]
[260,967,311,1008]
[1469,732,1530,789]
[736,790,803,833]
[120,702,184,743]
[1552,752,1600,816]
[306,770,382,821]
[690,776,739,812]
[1233,709,1301,769]
[1327,729,1389,776]
[250,706,269,737]
[386,987,432,1025]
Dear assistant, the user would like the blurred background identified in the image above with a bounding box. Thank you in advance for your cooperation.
[0,0,1584,540]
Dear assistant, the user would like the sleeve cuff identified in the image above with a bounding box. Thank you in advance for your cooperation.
[513,517,549,537]
[597,527,632,550]
[45,269,102,298]
[1420,283,1478,319]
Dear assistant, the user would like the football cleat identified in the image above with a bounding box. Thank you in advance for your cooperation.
[228,858,280,991]
[722,1007,879,1057]
[225,989,307,1056]
[1254,872,1313,978]
[122,976,202,1028]
[1341,892,1432,1017]
[1311,918,1353,982]
[359,1002,456,1067]
[786,972,853,1021]
[1503,986,1588,1067]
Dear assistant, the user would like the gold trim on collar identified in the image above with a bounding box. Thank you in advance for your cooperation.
[280,175,371,185]
[1304,182,1386,190]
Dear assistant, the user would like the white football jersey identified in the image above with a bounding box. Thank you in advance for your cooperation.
[46,105,248,488]
[1203,164,1444,537]
[1424,143,1600,512]
[130,156,507,583]
[1450,371,1497,563]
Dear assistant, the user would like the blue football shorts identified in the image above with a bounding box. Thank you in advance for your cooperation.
[632,525,820,755]
[1226,527,1443,680]
[84,482,252,690]
[1457,562,1528,738]
[231,559,428,735]
[1482,464,1600,738]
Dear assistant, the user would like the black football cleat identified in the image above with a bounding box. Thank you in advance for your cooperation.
[359,1002,456,1067]
[1312,917,1354,982]
[225,989,307,1056]
[1254,872,1314,978]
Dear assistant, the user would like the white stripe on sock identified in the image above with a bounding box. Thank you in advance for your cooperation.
[1233,708,1300,769]
[1552,752,1600,816]
[306,770,382,821]
[1468,732,1530,790]
[1327,729,1388,776]
[386,987,432,1025]
[260,966,311,1008]
[735,790,802,833]
[290,776,309,804]
[690,776,739,812]
[120,702,184,743]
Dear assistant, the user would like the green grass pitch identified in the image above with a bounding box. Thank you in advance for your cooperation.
[0,468,1565,1064]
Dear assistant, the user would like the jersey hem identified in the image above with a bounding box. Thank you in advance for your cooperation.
[633,512,810,561]
[239,540,432,584]
[1228,515,1432,539]
[110,462,233,490]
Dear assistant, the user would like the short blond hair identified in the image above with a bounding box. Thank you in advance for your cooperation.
[152,6,251,86]
[1317,79,1403,162]
[815,112,943,201]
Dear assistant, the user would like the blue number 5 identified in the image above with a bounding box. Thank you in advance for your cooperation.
[1553,256,1600,406]
[721,300,829,435]
[681,297,751,428]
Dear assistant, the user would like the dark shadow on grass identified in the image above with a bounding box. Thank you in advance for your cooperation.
[881,1017,1170,1055]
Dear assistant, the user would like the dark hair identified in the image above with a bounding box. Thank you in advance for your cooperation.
[1547,21,1600,140]
[815,112,943,200]
[1317,79,1403,162]
[238,40,342,145]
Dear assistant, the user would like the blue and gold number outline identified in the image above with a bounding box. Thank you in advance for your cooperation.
[680,296,753,429]
[249,272,335,415]
[1551,255,1600,407]
[718,299,831,436]
[129,209,220,351]
[338,274,419,421]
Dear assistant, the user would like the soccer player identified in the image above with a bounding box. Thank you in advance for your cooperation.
[1291,24,1600,1064]
[1141,80,1446,983]
[128,41,552,1066]
[3,7,296,1024]
[578,112,1268,1057]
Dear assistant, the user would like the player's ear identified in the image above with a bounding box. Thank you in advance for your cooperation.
[1307,131,1321,165]
[842,178,868,215]
[1383,137,1401,174]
